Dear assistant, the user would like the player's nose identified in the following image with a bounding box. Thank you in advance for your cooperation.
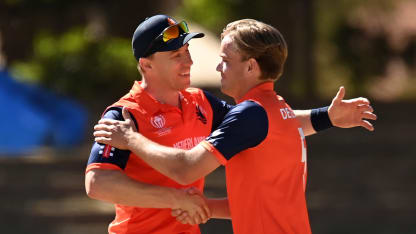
[216,62,222,72]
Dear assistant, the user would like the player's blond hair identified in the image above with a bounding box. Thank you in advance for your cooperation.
[221,19,288,81]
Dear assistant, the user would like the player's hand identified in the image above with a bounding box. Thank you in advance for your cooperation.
[171,209,198,225]
[328,86,377,131]
[172,187,211,225]
[94,107,137,149]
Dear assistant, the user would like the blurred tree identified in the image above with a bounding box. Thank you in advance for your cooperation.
[0,0,181,106]
[10,28,138,103]
[178,0,232,34]
[316,0,416,100]
[332,22,392,94]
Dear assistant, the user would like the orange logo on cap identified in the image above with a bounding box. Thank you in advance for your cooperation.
[167,18,176,26]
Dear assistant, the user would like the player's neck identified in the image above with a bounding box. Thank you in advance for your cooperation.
[233,79,266,103]
[140,80,180,108]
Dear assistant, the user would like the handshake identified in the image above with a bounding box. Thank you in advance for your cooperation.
[172,187,212,225]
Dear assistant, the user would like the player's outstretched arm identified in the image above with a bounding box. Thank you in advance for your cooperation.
[94,108,221,185]
[293,109,315,136]
[294,86,377,136]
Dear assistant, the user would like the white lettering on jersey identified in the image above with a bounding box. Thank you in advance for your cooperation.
[280,108,296,120]
[173,136,206,150]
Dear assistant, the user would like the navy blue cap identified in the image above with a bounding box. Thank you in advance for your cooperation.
[132,15,204,60]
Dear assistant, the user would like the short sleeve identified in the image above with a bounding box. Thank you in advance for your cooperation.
[86,107,136,172]
[203,101,268,161]
[203,91,234,132]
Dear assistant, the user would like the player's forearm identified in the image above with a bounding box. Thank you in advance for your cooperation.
[207,198,231,219]
[126,132,196,183]
[85,169,181,208]
[293,110,316,136]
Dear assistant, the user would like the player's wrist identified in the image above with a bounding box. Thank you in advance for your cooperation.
[125,131,139,150]
[310,106,333,132]
[170,188,186,210]
[205,199,215,219]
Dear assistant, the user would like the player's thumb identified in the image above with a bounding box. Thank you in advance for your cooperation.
[171,209,182,217]
[122,107,132,121]
[333,86,345,104]
[122,107,136,129]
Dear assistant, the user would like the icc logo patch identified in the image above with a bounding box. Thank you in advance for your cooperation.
[151,114,166,129]
[151,114,171,136]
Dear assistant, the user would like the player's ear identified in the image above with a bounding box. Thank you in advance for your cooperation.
[139,57,152,72]
[247,58,260,76]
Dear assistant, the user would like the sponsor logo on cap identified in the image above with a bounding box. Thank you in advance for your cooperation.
[167,18,176,26]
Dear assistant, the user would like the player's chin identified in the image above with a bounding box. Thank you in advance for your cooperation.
[180,75,191,84]
[220,85,231,97]
[177,79,191,90]
[181,83,191,90]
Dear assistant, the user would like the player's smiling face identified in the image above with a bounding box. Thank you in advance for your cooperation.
[216,35,248,99]
[151,43,193,91]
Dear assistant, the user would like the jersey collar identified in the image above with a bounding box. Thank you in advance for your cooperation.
[129,81,186,115]
[237,81,274,104]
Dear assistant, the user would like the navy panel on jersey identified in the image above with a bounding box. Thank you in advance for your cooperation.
[205,100,269,160]
[87,107,136,170]
[203,91,234,132]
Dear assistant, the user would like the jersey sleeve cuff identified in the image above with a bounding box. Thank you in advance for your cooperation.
[200,140,228,165]
[85,163,123,174]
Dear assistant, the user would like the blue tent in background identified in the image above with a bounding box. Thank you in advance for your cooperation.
[0,69,87,155]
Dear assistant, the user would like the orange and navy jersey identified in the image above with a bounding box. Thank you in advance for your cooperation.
[86,81,232,234]
[201,82,311,234]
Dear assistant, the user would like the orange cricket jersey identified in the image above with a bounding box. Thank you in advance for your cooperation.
[201,82,311,234]
[86,81,216,234]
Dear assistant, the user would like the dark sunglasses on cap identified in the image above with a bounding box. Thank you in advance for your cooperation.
[143,21,189,57]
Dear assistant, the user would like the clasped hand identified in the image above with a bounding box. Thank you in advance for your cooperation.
[172,187,211,225]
